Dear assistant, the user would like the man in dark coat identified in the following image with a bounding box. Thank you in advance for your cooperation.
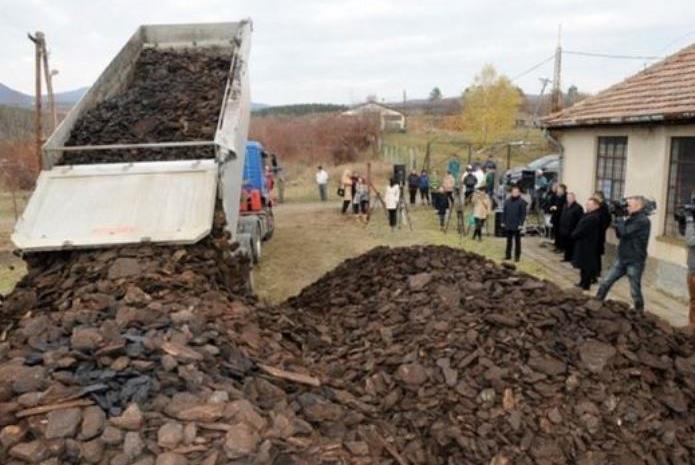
[559,192,584,262]
[593,191,612,280]
[549,183,567,251]
[571,198,602,290]
[407,170,420,205]
[502,186,528,262]
[596,196,652,312]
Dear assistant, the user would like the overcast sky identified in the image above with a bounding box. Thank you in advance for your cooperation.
[2,0,695,105]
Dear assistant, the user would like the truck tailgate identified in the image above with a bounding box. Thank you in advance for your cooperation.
[12,160,218,252]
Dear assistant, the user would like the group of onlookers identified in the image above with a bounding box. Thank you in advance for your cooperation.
[337,169,370,220]
[541,183,654,312]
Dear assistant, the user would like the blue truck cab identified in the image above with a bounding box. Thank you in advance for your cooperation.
[237,141,275,264]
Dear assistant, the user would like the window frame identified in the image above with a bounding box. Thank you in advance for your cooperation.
[594,136,628,202]
[665,137,695,237]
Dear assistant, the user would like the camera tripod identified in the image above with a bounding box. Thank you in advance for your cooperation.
[444,189,467,241]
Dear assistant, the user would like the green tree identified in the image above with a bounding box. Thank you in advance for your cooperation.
[429,87,442,102]
[461,64,521,147]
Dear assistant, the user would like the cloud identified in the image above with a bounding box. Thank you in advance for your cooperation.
[0,0,694,105]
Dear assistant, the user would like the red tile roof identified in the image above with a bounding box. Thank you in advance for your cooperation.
[543,44,695,128]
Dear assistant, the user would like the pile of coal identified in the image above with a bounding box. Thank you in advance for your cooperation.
[61,48,228,165]
[257,245,695,465]
[0,211,369,465]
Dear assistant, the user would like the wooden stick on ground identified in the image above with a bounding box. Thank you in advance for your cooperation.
[257,364,321,387]
[17,399,94,418]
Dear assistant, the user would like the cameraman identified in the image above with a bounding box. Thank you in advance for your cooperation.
[686,212,695,326]
[596,196,651,312]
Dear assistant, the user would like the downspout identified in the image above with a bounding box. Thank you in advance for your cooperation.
[543,128,564,182]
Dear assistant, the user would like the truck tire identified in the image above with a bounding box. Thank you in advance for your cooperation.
[236,232,253,261]
[251,226,262,264]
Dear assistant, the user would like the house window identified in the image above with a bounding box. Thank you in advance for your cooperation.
[665,137,695,237]
[595,136,627,201]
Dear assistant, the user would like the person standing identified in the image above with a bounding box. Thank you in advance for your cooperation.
[433,186,449,230]
[418,170,430,205]
[502,186,527,262]
[442,171,455,207]
[340,169,353,214]
[316,166,329,201]
[473,165,486,189]
[472,186,492,241]
[571,198,602,290]
[549,183,567,252]
[593,191,612,280]
[596,196,651,312]
[485,167,496,198]
[558,193,584,262]
[384,178,401,231]
[483,155,497,172]
[462,167,478,204]
[352,177,369,221]
[407,170,420,205]
[685,212,695,326]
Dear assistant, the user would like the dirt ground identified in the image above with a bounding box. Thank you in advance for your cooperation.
[252,200,547,303]
[0,192,27,295]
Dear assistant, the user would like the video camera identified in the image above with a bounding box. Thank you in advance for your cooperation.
[674,195,695,235]
[609,196,657,218]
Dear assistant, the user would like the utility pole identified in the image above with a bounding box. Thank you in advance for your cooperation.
[28,31,44,170]
[402,89,407,132]
[551,25,562,113]
[42,50,58,132]
[27,31,58,170]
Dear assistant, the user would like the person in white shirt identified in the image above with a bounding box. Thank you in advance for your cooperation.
[384,178,401,231]
[315,166,329,201]
[474,166,486,188]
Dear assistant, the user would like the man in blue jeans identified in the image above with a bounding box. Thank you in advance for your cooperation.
[596,196,651,312]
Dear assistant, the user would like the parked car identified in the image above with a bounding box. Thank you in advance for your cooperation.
[501,153,560,187]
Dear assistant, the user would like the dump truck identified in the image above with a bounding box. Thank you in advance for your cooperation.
[238,141,275,263]
[12,21,260,262]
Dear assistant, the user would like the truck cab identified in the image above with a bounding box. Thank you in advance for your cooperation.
[237,141,275,263]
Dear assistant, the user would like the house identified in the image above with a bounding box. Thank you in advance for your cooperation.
[342,102,406,132]
[543,44,695,299]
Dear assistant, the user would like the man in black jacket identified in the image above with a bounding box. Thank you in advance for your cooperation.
[571,198,601,290]
[596,196,651,312]
[502,186,528,262]
[549,184,567,252]
[407,170,420,205]
[559,192,584,262]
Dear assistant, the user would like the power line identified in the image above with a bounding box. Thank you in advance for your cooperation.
[510,54,555,82]
[563,50,662,60]
[655,29,695,54]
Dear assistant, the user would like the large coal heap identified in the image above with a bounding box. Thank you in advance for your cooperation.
[259,245,695,465]
[2,234,694,465]
[60,48,229,165]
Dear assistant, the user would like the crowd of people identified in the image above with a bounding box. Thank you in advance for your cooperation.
[536,183,655,313]
[315,162,694,320]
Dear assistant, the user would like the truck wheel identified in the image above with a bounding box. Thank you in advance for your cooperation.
[251,226,262,263]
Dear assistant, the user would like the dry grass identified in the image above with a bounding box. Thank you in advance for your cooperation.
[252,201,548,304]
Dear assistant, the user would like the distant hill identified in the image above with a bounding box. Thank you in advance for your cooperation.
[1,82,268,113]
[0,83,33,107]
[253,103,347,117]
[0,82,88,108]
